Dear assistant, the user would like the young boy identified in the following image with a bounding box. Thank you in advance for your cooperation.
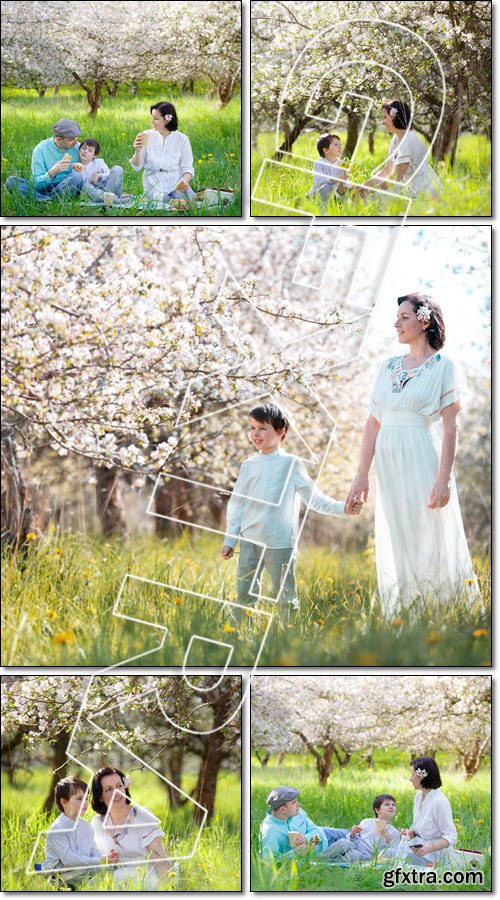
[260,786,349,861]
[72,139,124,206]
[42,776,117,886]
[221,402,362,613]
[326,794,400,862]
[309,133,350,207]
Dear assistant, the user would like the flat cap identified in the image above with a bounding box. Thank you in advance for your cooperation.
[266,786,300,810]
[52,118,81,138]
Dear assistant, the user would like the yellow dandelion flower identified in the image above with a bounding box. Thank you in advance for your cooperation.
[472,628,488,638]
[46,609,58,620]
[26,532,38,540]
[391,618,402,626]
[52,630,75,645]
[465,578,475,585]
[223,623,236,633]
[316,618,324,626]
[424,630,441,645]
[54,547,63,554]
[245,608,254,617]
[173,597,184,605]
[229,153,236,157]
[167,870,177,878]
[198,159,204,164]
[353,651,380,666]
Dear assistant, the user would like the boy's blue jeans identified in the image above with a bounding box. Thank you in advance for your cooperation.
[236,542,298,608]
[6,172,83,200]
[324,827,351,846]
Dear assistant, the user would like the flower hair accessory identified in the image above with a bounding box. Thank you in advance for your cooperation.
[389,106,398,118]
[123,775,131,788]
[164,113,173,123]
[414,768,428,779]
[416,305,432,323]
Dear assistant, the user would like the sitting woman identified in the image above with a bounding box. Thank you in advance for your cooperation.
[130,101,196,205]
[90,767,172,888]
[360,100,441,199]
[399,757,457,865]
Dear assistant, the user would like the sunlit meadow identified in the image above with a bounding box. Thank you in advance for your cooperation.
[1,83,241,217]
[251,130,490,217]
[1,531,490,667]
[250,751,491,892]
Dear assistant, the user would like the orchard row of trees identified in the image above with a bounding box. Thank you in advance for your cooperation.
[1,675,241,823]
[1,225,490,549]
[252,676,491,784]
[251,0,491,164]
[1,1,241,114]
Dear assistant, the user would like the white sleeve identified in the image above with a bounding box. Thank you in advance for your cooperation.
[313,161,333,186]
[367,360,386,421]
[100,159,110,178]
[294,459,346,516]
[224,464,248,547]
[439,358,461,412]
[179,135,194,177]
[394,132,414,165]
[434,794,457,847]
[138,807,164,848]
[130,147,147,171]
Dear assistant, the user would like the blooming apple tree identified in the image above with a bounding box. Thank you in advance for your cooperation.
[251,675,491,783]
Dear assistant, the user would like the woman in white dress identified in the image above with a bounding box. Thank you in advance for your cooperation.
[90,767,172,888]
[130,101,196,204]
[360,100,441,198]
[347,293,478,614]
[399,757,457,865]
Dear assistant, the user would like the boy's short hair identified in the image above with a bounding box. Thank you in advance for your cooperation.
[373,793,396,816]
[317,133,341,157]
[250,403,290,437]
[55,776,88,812]
[80,138,100,155]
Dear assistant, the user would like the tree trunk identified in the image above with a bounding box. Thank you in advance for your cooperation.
[277,751,286,765]
[72,73,104,117]
[182,79,195,94]
[105,81,120,98]
[37,87,47,97]
[317,746,334,785]
[366,753,374,768]
[333,748,351,769]
[42,732,71,814]
[217,69,239,108]
[432,84,462,166]
[192,690,233,823]
[1,427,32,548]
[461,738,487,778]
[53,86,60,95]
[154,478,193,537]
[95,467,126,536]
[368,128,375,154]
[130,80,139,97]
[345,111,358,158]
[274,115,309,160]
[255,750,271,766]
[166,745,184,810]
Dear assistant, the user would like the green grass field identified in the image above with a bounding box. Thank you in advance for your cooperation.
[1,531,490,667]
[251,751,491,892]
[1,766,240,891]
[251,130,491,217]
[1,82,241,217]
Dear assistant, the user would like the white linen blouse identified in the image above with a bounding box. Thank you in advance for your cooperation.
[410,789,457,860]
[388,130,441,197]
[91,804,164,887]
[130,129,195,198]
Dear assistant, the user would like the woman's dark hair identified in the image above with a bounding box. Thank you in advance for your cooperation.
[150,101,178,131]
[250,402,290,438]
[80,138,100,156]
[397,293,445,350]
[55,776,88,812]
[383,99,412,130]
[317,133,341,158]
[91,767,131,816]
[410,756,442,790]
[373,793,396,817]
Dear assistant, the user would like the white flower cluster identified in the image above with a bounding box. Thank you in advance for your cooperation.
[416,305,432,323]
[123,775,132,788]
[414,767,428,779]
[389,106,398,118]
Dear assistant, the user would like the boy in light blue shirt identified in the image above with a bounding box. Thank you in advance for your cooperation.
[309,134,351,207]
[221,402,362,612]
[41,776,117,886]
[260,786,349,861]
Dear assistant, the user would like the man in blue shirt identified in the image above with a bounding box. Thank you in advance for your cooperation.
[6,118,84,201]
[260,786,349,861]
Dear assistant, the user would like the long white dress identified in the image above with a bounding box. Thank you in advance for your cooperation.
[129,129,195,199]
[368,352,478,614]
[387,131,441,197]
[91,804,164,888]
